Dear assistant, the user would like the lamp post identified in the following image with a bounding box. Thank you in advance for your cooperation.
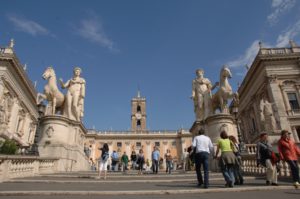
[232,106,246,153]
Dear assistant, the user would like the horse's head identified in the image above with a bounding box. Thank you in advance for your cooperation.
[220,65,232,79]
[42,67,55,80]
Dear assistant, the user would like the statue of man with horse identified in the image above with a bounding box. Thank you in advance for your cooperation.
[37,66,85,122]
[191,66,238,121]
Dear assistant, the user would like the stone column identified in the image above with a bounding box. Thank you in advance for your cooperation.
[145,141,151,160]
[267,76,290,131]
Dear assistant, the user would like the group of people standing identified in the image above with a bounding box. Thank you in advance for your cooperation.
[257,130,300,187]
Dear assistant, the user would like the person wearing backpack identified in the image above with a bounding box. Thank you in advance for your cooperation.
[256,133,278,186]
[98,143,109,179]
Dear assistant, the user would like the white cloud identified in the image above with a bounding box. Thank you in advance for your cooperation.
[226,40,260,68]
[7,15,50,36]
[276,19,300,47]
[76,16,117,51]
[267,0,296,26]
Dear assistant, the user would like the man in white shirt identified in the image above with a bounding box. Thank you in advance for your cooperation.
[192,128,214,188]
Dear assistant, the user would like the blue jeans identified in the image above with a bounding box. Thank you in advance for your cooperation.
[221,163,235,186]
[195,152,209,187]
[152,159,159,173]
[166,160,172,174]
[287,160,300,183]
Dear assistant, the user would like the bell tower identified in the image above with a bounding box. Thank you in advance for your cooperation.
[131,90,146,132]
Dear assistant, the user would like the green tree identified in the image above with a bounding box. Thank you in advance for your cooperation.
[0,139,18,154]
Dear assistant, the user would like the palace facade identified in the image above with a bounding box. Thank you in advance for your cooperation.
[85,91,192,165]
[236,41,300,144]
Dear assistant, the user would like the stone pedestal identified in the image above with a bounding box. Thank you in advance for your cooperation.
[190,113,238,172]
[190,114,238,143]
[37,115,90,171]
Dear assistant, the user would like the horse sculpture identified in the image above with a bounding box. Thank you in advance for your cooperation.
[211,66,238,113]
[37,67,65,115]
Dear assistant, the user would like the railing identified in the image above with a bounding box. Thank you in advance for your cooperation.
[0,155,58,181]
[260,48,293,55]
[87,129,181,134]
[241,144,298,178]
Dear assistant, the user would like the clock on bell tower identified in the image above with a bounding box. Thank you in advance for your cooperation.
[131,90,146,132]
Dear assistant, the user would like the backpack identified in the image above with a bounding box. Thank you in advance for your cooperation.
[102,151,109,162]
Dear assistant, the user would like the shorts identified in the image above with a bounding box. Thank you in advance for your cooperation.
[99,161,108,171]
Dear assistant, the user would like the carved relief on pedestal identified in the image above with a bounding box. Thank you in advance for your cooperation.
[125,141,131,146]
[219,124,229,133]
[45,126,54,138]
[145,141,150,145]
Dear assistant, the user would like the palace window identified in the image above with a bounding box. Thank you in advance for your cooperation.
[117,142,122,147]
[136,142,141,148]
[155,142,160,147]
[137,120,141,129]
[172,141,176,146]
[137,105,141,112]
[287,93,300,111]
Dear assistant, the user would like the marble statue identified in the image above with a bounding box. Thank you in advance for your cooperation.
[37,67,65,115]
[211,66,238,113]
[191,69,213,121]
[59,67,86,121]
[260,96,276,132]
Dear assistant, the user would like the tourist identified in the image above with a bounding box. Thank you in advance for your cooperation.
[111,150,119,172]
[278,130,300,188]
[145,158,152,174]
[121,151,129,173]
[192,129,214,188]
[229,135,244,185]
[214,130,237,188]
[98,143,109,179]
[181,148,189,172]
[164,149,173,174]
[152,146,160,174]
[256,132,278,186]
[130,151,137,170]
[137,149,145,174]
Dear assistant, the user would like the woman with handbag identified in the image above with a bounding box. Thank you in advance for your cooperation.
[214,131,237,187]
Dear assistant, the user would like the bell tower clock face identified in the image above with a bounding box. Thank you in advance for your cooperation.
[135,113,142,120]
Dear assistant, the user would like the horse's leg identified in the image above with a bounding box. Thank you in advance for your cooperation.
[36,93,47,104]
[52,97,56,115]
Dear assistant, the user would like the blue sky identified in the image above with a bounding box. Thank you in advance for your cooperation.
[1,0,300,131]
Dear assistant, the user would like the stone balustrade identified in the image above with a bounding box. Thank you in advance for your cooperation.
[241,144,299,178]
[0,155,58,182]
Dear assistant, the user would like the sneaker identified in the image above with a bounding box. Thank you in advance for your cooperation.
[266,181,271,185]
[293,182,299,188]
[271,183,279,186]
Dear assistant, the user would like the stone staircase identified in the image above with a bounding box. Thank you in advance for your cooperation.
[0,170,296,196]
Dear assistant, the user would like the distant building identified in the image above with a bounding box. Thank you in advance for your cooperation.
[85,91,193,165]
[236,40,300,144]
[0,40,39,148]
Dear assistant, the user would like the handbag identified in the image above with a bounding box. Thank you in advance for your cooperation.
[230,141,238,153]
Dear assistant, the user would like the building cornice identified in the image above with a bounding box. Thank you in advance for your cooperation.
[0,51,37,103]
